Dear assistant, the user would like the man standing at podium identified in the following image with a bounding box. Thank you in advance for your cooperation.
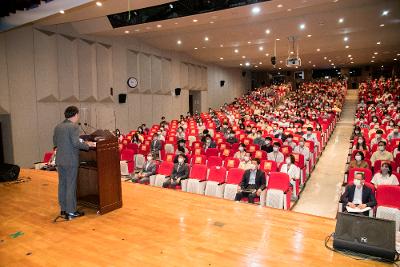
[53,106,95,220]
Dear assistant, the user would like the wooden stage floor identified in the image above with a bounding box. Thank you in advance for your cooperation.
[0,170,389,267]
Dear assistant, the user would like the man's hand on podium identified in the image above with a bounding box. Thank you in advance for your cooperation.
[86,141,97,147]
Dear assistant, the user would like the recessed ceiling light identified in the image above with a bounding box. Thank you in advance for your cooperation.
[345,45,349,49]
[382,10,389,16]
[287,8,292,12]
[372,56,375,58]
[278,67,282,70]
[316,48,320,52]
[259,62,262,64]
[324,57,327,60]
[276,38,280,41]
[343,36,349,42]
[234,49,239,53]
[307,34,312,37]
[277,4,283,8]
[242,56,246,59]
[255,65,258,68]
[220,44,224,47]
[313,64,316,67]
[333,0,339,2]
[194,47,198,50]
[376,41,381,45]
[381,65,384,68]
[397,53,400,56]
[331,63,334,65]
[202,46,206,49]
[265,53,269,56]
[371,60,374,62]
[204,36,209,41]
[394,59,398,61]
[265,29,271,34]
[350,58,353,60]
[59,10,65,14]
[157,24,162,28]
[193,19,198,22]
[245,62,250,66]
[210,21,214,24]
[252,6,261,15]
[374,52,378,55]
[295,66,298,69]
[240,63,243,66]
[350,62,354,64]
[174,22,178,25]
[348,54,351,57]
[290,51,294,54]
[247,41,252,44]
[219,57,224,60]
[338,18,344,23]
[299,23,306,30]
[177,40,182,45]
[259,46,264,51]
[328,59,331,62]
[380,24,385,27]
[279,60,283,63]
[308,61,311,63]
[96,1,102,7]
[124,30,130,34]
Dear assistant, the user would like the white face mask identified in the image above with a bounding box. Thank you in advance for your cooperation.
[379,146,385,151]
[273,147,279,152]
[358,139,363,144]
[355,155,362,161]
[299,142,305,147]
[287,138,292,142]
[147,156,152,161]
[239,147,244,152]
[265,140,270,145]
[178,158,184,163]
[353,179,361,186]
[244,156,250,162]
[250,164,256,170]
[285,158,291,164]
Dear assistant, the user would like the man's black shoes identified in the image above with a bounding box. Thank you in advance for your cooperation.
[65,211,85,220]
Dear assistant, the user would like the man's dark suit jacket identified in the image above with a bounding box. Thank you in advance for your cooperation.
[340,184,377,207]
[239,169,266,191]
[170,163,189,180]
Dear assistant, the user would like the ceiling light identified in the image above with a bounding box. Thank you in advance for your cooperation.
[204,36,209,41]
[252,6,261,15]
[308,61,311,63]
[259,62,262,64]
[247,41,252,44]
[169,4,174,8]
[394,59,397,61]
[265,53,269,56]
[277,4,283,8]
[255,65,258,68]
[193,19,198,22]
[124,30,130,34]
[134,29,140,32]
[345,45,349,49]
[350,62,354,64]
[157,24,162,28]
[234,49,239,53]
[59,10,65,14]
[259,46,264,51]
[174,22,178,25]
[372,56,375,58]
[194,47,198,50]
[240,63,243,66]
[382,10,389,16]
[96,2,102,7]
[333,0,339,2]
[348,54,351,57]
[290,51,294,54]
[371,60,374,62]
[279,60,283,63]
[219,57,224,60]
[177,40,182,45]
[265,29,271,34]
[202,46,206,49]
[220,44,224,47]
[316,48,320,52]
[376,41,381,45]
[397,53,400,56]
[287,8,292,12]
[276,38,280,41]
[146,27,151,30]
[242,56,246,59]
[328,59,331,62]
[313,64,316,67]
[245,62,250,66]
[295,66,298,69]
[338,18,344,23]
[278,67,282,70]
[343,36,349,42]
[331,63,334,65]
[350,58,353,60]
[324,57,327,60]
[380,24,385,27]
[299,23,306,30]
[210,21,214,24]
[374,52,378,55]
[307,34,312,37]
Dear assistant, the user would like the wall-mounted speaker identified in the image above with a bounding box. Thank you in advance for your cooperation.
[118,93,127,103]
[175,88,181,96]
[271,56,276,66]
[242,71,246,77]
[220,80,225,87]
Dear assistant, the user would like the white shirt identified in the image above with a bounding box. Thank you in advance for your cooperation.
[371,173,399,186]
[353,186,363,205]
[280,163,300,180]
[293,145,310,161]
[267,151,284,163]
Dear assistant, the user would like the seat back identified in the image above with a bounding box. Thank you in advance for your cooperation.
[189,164,208,180]
[373,160,396,174]
[121,149,134,161]
[376,185,400,209]
[205,148,219,157]
[253,150,267,160]
[348,167,373,183]
[43,151,53,163]
[158,161,174,176]
[207,156,223,168]
[207,166,227,183]
[223,157,240,170]
[259,160,277,173]
[226,168,245,184]
[268,172,290,192]
[192,155,207,165]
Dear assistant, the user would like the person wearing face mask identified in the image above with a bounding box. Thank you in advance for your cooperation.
[293,137,311,171]
[131,154,157,184]
[283,134,296,149]
[163,155,189,189]
[371,163,399,188]
[274,127,287,142]
[176,127,186,141]
[261,137,273,153]
[203,135,216,150]
[175,140,189,154]
[280,155,301,199]
[238,153,253,170]
[267,142,284,164]
[253,130,265,146]
[394,142,400,158]
[347,151,369,171]
[226,132,239,144]
[368,124,382,138]
[245,126,252,135]
[150,133,162,159]
[370,129,387,146]
[340,173,376,216]
[234,144,247,161]
[156,130,165,142]
[235,159,266,204]
[351,126,363,140]
[352,137,369,152]
[370,141,393,166]
[302,127,319,150]
[387,125,400,141]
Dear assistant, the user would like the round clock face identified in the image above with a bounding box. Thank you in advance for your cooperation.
[127,77,138,88]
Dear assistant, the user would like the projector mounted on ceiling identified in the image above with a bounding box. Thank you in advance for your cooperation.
[286,36,301,67]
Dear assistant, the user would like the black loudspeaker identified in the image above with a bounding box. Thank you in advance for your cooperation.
[0,164,20,182]
[175,88,181,96]
[118,94,127,103]
[242,71,246,77]
[333,212,397,260]
[271,56,276,65]
[220,80,225,87]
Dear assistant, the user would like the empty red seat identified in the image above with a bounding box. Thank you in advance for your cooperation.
[207,156,223,168]
[223,157,240,170]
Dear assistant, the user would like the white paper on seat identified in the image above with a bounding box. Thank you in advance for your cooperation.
[266,189,284,209]
[345,206,371,213]
[223,184,238,200]
[205,181,218,197]
[120,161,129,176]
[376,206,400,232]
[154,174,167,187]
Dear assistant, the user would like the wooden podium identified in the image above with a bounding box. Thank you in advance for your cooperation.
[77,130,122,214]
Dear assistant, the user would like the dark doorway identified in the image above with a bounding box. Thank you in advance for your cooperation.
[189,91,201,115]
[0,114,13,164]
[0,122,3,164]
[189,94,193,115]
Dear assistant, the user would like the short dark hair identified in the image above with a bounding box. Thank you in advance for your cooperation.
[64,106,79,119]
[273,142,281,147]
[252,158,260,165]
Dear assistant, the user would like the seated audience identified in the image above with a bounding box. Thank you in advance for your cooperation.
[283,134,296,149]
[253,130,265,146]
[234,144,247,161]
[238,153,252,170]
[203,135,217,150]
[370,129,386,146]
[261,137,273,153]
[370,141,393,165]
[163,154,189,189]
[387,125,399,141]
[131,154,157,184]
[235,158,266,203]
[352,136,369,152]
[150,134,162,159]
[347,151,369,171]
[280,155,300,196]
[267,142,284,163]
[371,163,399,187]
[226,131,239,144]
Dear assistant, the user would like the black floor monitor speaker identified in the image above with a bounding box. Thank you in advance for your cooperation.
[333,212,397,261]
[0,163,20,182]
